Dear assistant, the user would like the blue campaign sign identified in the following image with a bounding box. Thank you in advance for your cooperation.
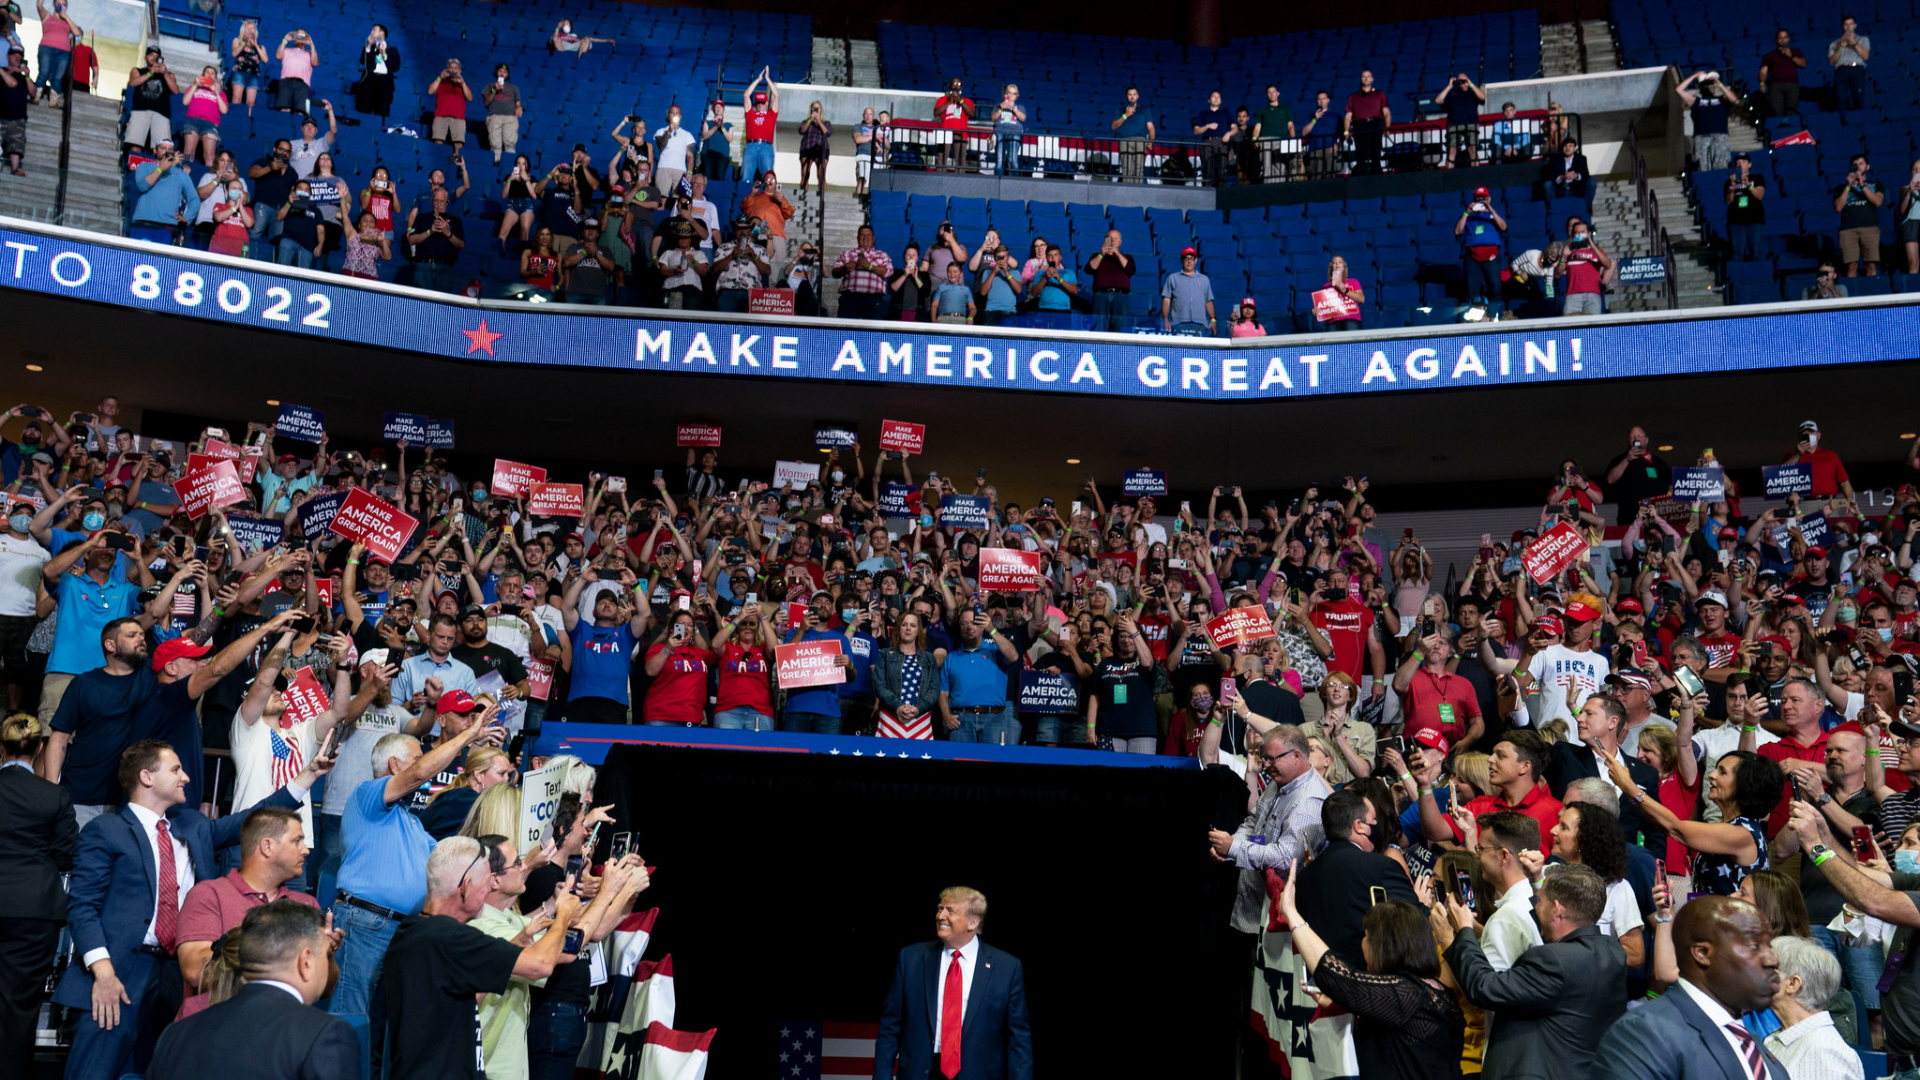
[1615,256,1668,285]
[382,412,428,443]
[941,494,992,530]
[878,482,915,517]
[423,419,456,448]
[1771,511,1830,551]
[275,402,326,443]
[1670,466,1725,501]
[225,512,284,554]
[1123,469,1168,496]
[297,490,347,538]
[814,422,858,449]
[1763,463,1813,497]
[1018,671,1081,714]
[9,222,1920,403]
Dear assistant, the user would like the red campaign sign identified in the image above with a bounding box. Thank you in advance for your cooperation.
[327,488,419,563]
[527,656,555,701]
[239,446,262,484]
[315,577,334,609]
[1312,288,1360,323]
[187,452,221,474]
[172,460,246,519]
[775,639,848,688]
[282,666,332,725]
[1522,521,1589,584]
[491,459,547,497]
[527,482,585,517]
[675,422,723,448]
[1205,608,1278,648]
[879,419,925,454]
[977,547,1043,592]
[783,602,809,631]
[747,288,795,315]
[202,438,242,462]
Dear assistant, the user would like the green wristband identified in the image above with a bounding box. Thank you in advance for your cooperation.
[1813,849,1837,867]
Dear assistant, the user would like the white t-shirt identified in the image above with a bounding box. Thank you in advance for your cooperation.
[689,197,720,251]
[653,125,697,173]
[230,711,316,841]
[659,248,708,290]
[0,533,50,617]
[1595,877,1643,942]
[1691,722,1780,774]
[1526,643,1610,744]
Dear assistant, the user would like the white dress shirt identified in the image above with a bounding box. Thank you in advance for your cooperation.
[82,803,196,969]
[1764,1010,1863,1080]
[1675,976,1757,1067]
[1482,877,1542,972]
[931,935,980,1047]
[251,979,307,1004]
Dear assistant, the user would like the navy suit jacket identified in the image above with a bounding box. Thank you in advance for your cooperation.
[874,940,1033,1080]
[1595,981,1789,1080]
[150,981,359,1080]
[52,788,300,1010]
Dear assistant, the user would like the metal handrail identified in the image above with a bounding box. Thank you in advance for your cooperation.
[52,37,79,226]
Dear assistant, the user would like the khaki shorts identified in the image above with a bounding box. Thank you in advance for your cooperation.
[485,113,518,155]
[126,110,172,148]
[431,115,468,144]
[1839,225,1881,265]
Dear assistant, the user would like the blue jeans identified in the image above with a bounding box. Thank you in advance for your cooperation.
[276,238,315,268]
[1036,715,1087,745]
[743,141,775,184]
[328,899,402,1074]
[314,812,344,907]
[413,262,456,292]
[1835,65,1867,112]
[716,288,750,312]
[527,1001,589,1080]
[948,706,1013,743]
[1810,923,1882,1046]
[64,949,175,1080]
[713,705,773,730]
[249,204,283,258]
[1091,290,1129,332]
[780,710,840,735]
[1729,222,1765,262]
[998,135,1023,175]
[34,46,70,96]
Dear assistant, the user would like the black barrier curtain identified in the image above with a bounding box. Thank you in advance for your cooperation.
[594,744,1253,1079]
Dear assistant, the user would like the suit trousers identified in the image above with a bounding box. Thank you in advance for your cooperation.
[0,917,61,1067]
[63,951,181,1080]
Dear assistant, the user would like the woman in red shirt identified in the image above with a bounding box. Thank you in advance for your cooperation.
[1636,722,1697,882]
[642,607,714,726]
[712,602,777,731]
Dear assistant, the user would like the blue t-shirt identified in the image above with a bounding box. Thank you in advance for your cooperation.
[569,621,637,704]
[783,627,845,716]
[51,666,159,805]
[120,480,178,536]
[1114,104,1154,138]
[339,776,435,913]
[1035,266,1078,311]
[1399,783,1453,848]
[939,640,1013,707]
[1191,107,1232,141]
[134,678,204,808]
[983,272,1019,313]
[841,630,878,698]
[46,568,143,676]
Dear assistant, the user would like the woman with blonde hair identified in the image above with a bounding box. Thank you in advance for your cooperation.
[1,711,72,1053]
[458,781,522,843]
[420,743,515,839]
[1450,751,1491,802]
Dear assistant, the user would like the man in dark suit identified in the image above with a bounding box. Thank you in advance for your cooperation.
[1594,895,1787,1080]
[1543,135,1594,205]
[1295,787,1421,967]
[54,739,314,1080]
[149,900,358,1080]
[0,714,77,1065]
[1433,862,1628,1080]
[1547,691,1665,857]
[874,886,1033,1080]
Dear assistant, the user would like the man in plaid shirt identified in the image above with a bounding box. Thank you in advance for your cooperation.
[831,224,892,319]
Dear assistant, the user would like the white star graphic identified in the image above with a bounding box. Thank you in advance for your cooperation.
[804,1052,816,1063]
[792,1067,801,1077]
[829,748,841,755]
[805,1028,816,1038]
[898,751,909,758]
[921,752,933,759]
[779,1051,789,1062]
[792,1041,803,1051]
[780,1027,790,1038]
[853,749,865,757]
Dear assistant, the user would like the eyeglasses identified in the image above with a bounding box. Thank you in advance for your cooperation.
[1260,747,1300,765]
[460,848,492,890]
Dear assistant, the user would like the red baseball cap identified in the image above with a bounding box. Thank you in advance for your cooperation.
[151,637,213,671]
[1807,545,1829,558]
[1532,615,1565,637]
[437,689,479,714]
[752,91,767,102]
[1616,597,1643,614]
[1413,729,1450,756]
[1829,721,1867,738]
[1473,186,1490,197]
[1758,635,1794,652]
[1563,600,1601,622]
[277,453,299,463]
[1181,246,1198,257]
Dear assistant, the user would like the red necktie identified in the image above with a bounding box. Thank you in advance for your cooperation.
[940,948,963,1079]
[154,818,179,953]
[1725,1021,1767,1080]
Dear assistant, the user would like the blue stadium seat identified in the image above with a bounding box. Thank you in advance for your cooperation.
[1729,280,1783,304]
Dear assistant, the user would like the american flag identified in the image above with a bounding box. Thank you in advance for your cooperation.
[268,725,305,788]
[875,710,931,740]
[778,1022,876,1080]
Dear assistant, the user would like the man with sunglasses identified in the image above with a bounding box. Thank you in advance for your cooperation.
[1208,725,1330,933]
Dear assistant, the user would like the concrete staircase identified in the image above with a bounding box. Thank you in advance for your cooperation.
[790,187,865,313]
[1540,24,1582,77]
[0,91,125,235]
[810,35,846,86]
[1593,176,1719,310]
[1581,20,1622,73]
[848,41,881,89]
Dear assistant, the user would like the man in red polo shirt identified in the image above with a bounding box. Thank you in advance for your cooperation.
[1418,728,1562,855]
[1787,419,1854,500]
[1309,566,1386,704]
[1393,627,1482,751]
[1757,677,1830,835]
[1343,69,1390,175]
[175,805,322,998]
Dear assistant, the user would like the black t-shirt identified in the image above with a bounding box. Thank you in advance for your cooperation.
[1881,874,1920,1054]
[383,913,522,1080]
[519,864,593,1006]
[1603,451,1673,523]
[1690,95,1729,136]
[281,202,323,249]
[50,667,160,806]
[251,157,296,208]
[412,212,465,263]
[204,612,270,749]
[1800,789,1879,922]
[132,68,171,114]
[1445,85,1480,127]
[416,785,476,840]
[1241,677,1306,731]
[541,188,582,238]
[0,72,29,121]
[1093,657,1157,738]
[134,678,205,808]
[451,640,529,688]
[1170,632,1222,694]
[1725,176,1767,225]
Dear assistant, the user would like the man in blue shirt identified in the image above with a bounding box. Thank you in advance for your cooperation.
[1026,243,1079,314]
[938,606,1019,743]
[1160,247,1216,334]
[39,526,151,726]
[1112,86,1156,183]
[974,246,1021,327]
[840,600,882,735]
[1190,91,1233,186]
[391,613,476,717]
[559,565,650,724]
[330,713,495,1075]
[782,591,856,733]
[117,455,181,537]
[130,140,201,245]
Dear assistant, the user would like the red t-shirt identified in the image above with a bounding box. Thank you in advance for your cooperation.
[641,643,713,724]
[1792,448,1850,497]
[936,94,974,130]
[745,107,777,142]
[1759,728,1828,835]
[1697,631,1742,669]
[1449,782,1563,855]
[1309,599,1374,681]
[1401,667,1480,744]
[1346,89,1387,121]
[1137,611,1173,663]
[1566,248,1604,295]
[1660,772,1700,874]
[433,79,469,119]
[716,641,774,716]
